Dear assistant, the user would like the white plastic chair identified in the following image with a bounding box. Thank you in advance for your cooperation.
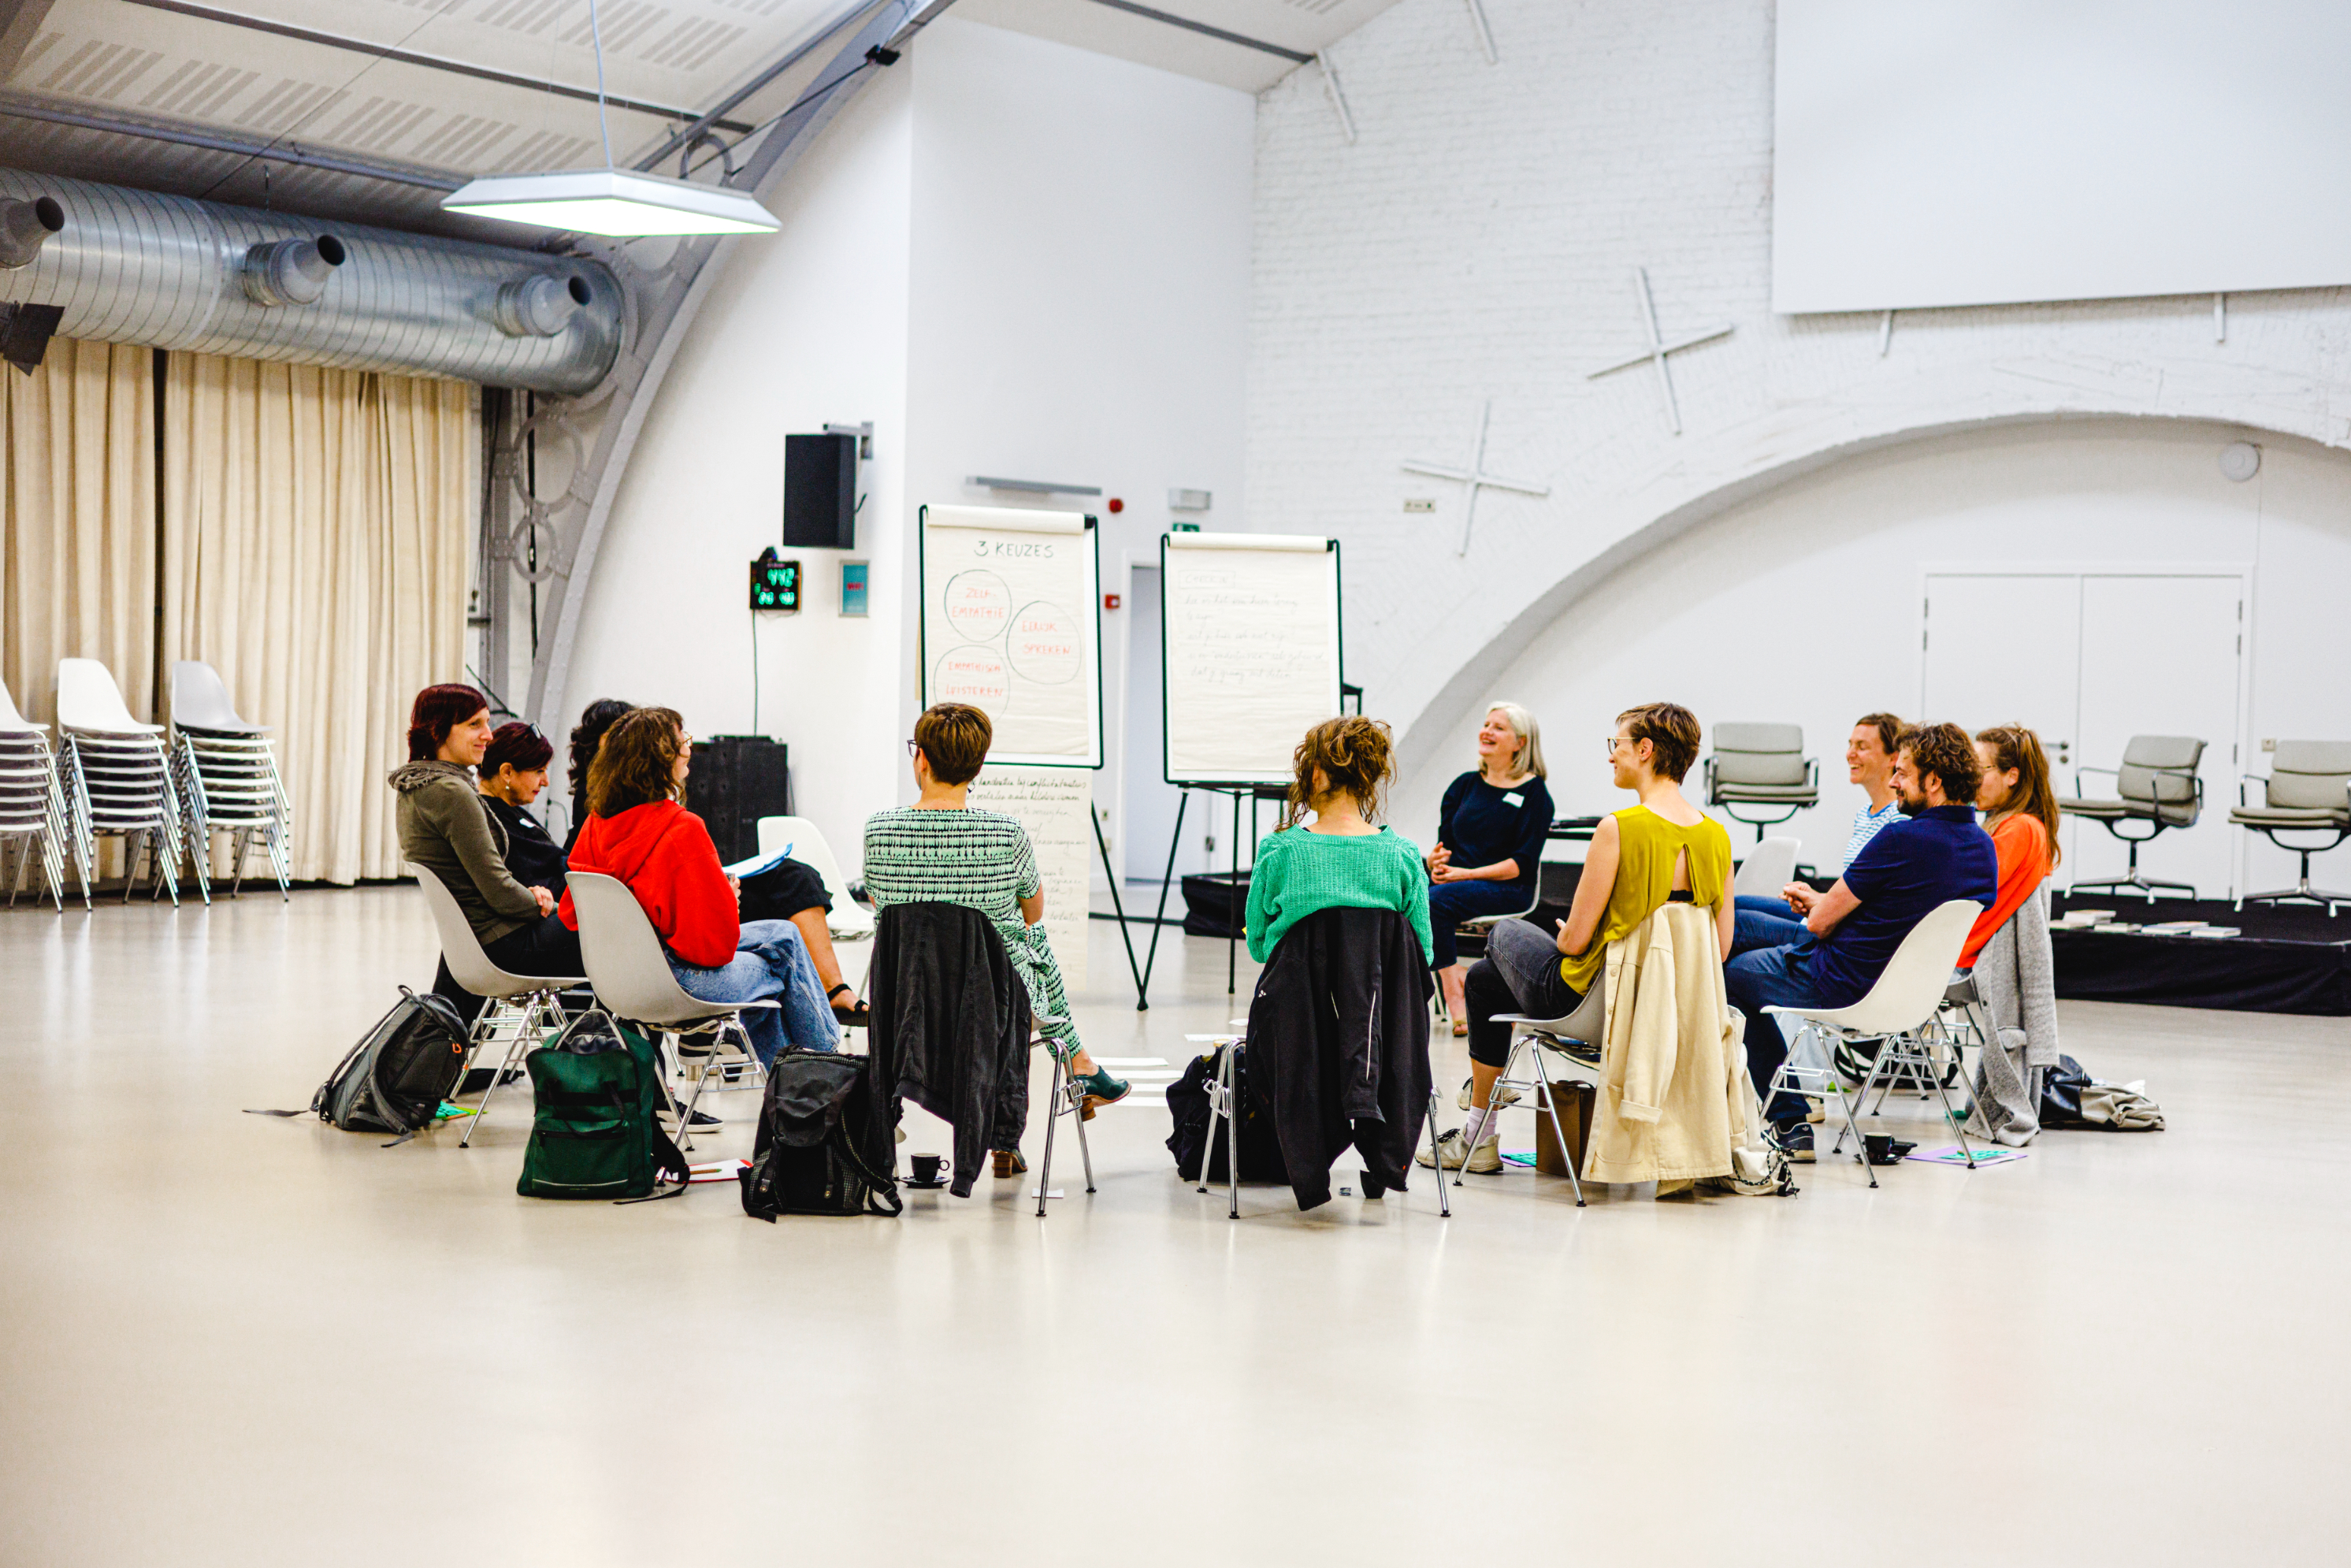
[756,816,875,938]
[567,871,777,1150]
[169,661,292,898]
[56,659,200,905]
[1733,834,1801,900]
[56,657,161,734]
[1759,898,1984,1186]
[1470,981,1610,1206]
[411,869,586,1146]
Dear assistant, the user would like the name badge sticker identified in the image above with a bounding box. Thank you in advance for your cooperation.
[1502,792,1524,808]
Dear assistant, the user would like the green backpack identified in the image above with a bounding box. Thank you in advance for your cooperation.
[517,1012,690,1202]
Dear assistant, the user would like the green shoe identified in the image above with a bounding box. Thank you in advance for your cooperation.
[1075,1068,1130,1106]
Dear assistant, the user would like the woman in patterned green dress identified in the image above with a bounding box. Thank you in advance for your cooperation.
[863,704,1129,1172]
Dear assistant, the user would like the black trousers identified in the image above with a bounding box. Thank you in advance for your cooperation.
[433,912,586,1031]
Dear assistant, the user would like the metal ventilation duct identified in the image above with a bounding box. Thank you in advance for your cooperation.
[0,169,622,395]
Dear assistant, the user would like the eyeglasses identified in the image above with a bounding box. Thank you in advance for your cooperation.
[1603,735,1627,758]
[905,739,920,759]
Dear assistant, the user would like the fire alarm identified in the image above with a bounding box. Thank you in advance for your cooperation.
[1106,497,1124,513]
[1104,593,1121,610]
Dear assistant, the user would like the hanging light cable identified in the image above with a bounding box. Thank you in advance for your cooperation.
[442,0,781,237]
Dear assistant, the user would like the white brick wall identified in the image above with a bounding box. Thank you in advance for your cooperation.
[1248,0,2351,788]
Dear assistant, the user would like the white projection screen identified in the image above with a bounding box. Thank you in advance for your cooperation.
[919,504,1101,767]
[1161,532,1342,786]
[1773,0,2351,313]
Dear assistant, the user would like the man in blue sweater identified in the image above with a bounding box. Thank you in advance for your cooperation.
[1721,723,1998,1160]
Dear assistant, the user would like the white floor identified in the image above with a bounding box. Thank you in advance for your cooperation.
[2,886,2345,1566]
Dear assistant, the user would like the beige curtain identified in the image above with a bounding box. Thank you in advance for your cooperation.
[0,339,156,729]
[163,354,475,884]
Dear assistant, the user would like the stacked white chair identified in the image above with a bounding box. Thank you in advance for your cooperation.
[169,660,293,899]
[0,678,85,911]
[55,657,205,906]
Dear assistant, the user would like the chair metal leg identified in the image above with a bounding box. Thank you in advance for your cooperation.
[1923,1042,1978,1168]
[1457,1032,1529,1187]
[460,997,529,1147]
[1835,1030,1897,1155]
[1424,1091,1451,1217]
[1036,1050,1062,1217]
[1528,1045,1587,1208]
[1069,1068,1096,1195]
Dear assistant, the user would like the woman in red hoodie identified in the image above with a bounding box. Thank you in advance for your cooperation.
[560,708,839,1067]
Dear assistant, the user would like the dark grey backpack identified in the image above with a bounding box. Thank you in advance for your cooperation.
[251,987,470,1146]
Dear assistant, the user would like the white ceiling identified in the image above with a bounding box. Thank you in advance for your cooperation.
[0,0,1402,240]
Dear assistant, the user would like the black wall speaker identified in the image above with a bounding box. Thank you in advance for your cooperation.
[685,735,792,864]
[783,432,857,549]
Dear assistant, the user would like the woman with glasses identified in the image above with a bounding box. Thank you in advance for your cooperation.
[560,708,839,1072]
[1426,702,1554,1035]
[1422,702,1733,1174]
[863,703,1128,1177]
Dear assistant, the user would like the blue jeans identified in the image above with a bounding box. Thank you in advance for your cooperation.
[1721,940,1828,1128]
[1732,894,1806,957]
[1428,878,1537,969]
[667,919,840,1068]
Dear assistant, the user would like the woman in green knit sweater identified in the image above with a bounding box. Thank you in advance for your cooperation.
[1245,716,1434,967]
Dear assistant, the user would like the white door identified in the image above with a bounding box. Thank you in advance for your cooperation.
[1921,572,2083,759]
[2073,575,2243,899]
[1922,571,2243,897]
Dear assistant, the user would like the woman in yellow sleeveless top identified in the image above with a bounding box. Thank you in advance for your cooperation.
[1422,702,1735,1172]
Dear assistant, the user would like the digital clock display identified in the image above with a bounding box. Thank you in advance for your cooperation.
[750,555,800,611]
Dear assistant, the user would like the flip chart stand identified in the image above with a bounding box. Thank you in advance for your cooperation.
[1124,782,1283,1010]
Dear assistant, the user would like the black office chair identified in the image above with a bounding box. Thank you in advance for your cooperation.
[2056,735,2204,901]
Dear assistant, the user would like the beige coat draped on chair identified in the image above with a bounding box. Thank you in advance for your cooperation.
[1584,900,1745,1184]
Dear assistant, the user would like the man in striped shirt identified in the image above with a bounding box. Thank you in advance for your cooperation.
[1731,712,1908,954]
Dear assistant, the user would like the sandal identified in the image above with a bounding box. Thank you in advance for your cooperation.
[827,983,870,1027]
[1452,1017,1469,1038]
[992,1149,1027,1177]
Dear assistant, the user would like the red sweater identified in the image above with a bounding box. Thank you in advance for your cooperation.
[559,800,740,968]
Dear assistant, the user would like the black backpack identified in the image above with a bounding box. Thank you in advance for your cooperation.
[1164,1043,1289,1184]
[740,1050,902,1219]
[249,987,470,1145]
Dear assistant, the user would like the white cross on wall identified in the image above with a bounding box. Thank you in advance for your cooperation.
[1585,266,1733,436]
[1400,399,1551,555]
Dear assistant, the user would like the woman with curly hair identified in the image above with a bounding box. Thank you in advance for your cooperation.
[560,708,838,1069]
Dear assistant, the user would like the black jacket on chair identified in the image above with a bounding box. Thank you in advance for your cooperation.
[867,902,1031,1197]
[1243,905,1435,1210]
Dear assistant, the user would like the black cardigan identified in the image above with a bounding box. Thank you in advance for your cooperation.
[867,902,1031,1197]
[1242,905,1436,1210]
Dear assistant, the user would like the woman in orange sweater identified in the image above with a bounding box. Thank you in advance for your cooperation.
[561,708,838,1067]
[1959,723,2062,968]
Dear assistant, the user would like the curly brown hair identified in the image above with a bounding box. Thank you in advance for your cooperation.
[587,706,688,818]
[1280,715,1395,828]
[1616,702,1701,782]
[1897,721,1984,806]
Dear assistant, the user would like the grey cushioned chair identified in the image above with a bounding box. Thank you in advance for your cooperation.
[2056,735,2204,901]
[1703,723,1818,842]
[2228,741,2351,916]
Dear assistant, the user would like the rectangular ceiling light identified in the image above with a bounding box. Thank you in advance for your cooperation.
[442,168,779,236]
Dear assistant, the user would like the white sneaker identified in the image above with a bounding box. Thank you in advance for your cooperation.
[1416,1128,1503,1174]
[1457,1078,1523,1113]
